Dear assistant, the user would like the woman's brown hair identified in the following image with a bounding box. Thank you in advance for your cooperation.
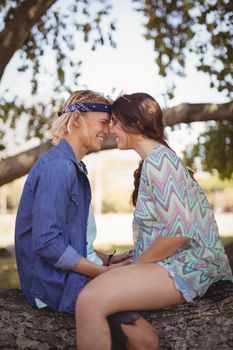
[111,93,170,206]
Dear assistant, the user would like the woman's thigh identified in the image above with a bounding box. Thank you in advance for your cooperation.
[77,263,184,316]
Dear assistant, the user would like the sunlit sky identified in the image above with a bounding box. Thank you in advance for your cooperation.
[0,0,229,157]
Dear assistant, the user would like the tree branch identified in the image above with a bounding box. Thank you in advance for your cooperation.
[1,101,233,186]
[0,142,51,186]
[163,101,233,127]
[0,0,56,81]
[0,137,117,186]
[0,284,233,349]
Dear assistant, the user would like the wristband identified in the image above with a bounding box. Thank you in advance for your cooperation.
[106,250,116,266]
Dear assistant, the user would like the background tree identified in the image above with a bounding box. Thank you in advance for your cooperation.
[0,0,116,151]
[183,120,233,179]
[134,0,233,177]
[0,0,233,185]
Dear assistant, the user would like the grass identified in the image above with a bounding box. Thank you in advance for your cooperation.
[0,238,232,293]
[0,256,19,292]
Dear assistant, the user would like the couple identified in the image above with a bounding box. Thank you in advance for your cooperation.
[15,90,232,350]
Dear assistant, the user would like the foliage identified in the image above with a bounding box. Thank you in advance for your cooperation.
[0,0,116,152]
[0,98,55,152]
[134,0,233,98]
[183,121,233,179]
[0,0,115,94]
[134,0,233,179]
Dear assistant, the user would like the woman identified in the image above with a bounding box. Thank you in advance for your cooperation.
[15,89,132,314]
[76,92,233,350]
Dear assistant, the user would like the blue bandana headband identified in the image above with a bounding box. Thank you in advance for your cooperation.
[58,102,111,116]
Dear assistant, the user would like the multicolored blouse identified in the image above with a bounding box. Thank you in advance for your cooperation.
[133,144,233,297]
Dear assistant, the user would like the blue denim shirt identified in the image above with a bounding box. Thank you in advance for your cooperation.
[15,139,91,313]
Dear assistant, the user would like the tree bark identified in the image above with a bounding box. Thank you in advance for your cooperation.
[0,101,233,186]
[0,283,232,349]
[224,242,233,272]
[0,141,52,186]
[0,0,56,81]
[163,101,233,126]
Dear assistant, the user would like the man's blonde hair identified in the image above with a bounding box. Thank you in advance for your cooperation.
[50,90,111,145]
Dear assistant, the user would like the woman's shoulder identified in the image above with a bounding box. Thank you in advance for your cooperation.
[144,144,180,169]
[143,144,195,185]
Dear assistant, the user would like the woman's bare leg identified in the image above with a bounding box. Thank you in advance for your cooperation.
[76,263,184,350]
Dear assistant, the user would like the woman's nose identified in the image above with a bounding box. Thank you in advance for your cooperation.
[110,125,115,135]
[104,124,110,135]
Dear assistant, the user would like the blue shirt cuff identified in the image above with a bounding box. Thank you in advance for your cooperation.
[54,245,82,270]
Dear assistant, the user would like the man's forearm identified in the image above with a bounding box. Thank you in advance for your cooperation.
[71,255,133,277]
[71,257,109,277]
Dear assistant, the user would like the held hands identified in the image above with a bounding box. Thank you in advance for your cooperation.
[105,249,134,270]
[109,249,134,265]
[108,258,133,270]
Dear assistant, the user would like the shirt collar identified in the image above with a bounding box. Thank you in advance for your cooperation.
[57,139,88,174]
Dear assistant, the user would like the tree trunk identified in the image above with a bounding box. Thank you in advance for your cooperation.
[224,242,233,272]
[0,283,232,349]
[1,101,233,186]
[0,0,56,81]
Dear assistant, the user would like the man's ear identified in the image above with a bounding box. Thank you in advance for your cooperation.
[72,112,82,128]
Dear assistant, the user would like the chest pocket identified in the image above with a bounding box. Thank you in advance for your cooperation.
[66,191,79,224]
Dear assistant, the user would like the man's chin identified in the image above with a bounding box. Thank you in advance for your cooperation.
[90,144,102,152]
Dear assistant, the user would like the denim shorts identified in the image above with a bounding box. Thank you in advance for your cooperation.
[158,261,197,302]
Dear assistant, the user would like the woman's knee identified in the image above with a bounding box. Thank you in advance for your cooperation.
[76,287,94,314]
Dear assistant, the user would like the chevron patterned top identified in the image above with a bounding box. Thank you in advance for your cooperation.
[133,144,233,297]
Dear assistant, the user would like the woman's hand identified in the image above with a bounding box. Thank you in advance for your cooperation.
[94,249,134,266]
[110,250,134,264]
[108,257,133,269]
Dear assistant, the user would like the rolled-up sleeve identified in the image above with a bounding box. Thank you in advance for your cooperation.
[32,158,82,270]
[54,245,82,269]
